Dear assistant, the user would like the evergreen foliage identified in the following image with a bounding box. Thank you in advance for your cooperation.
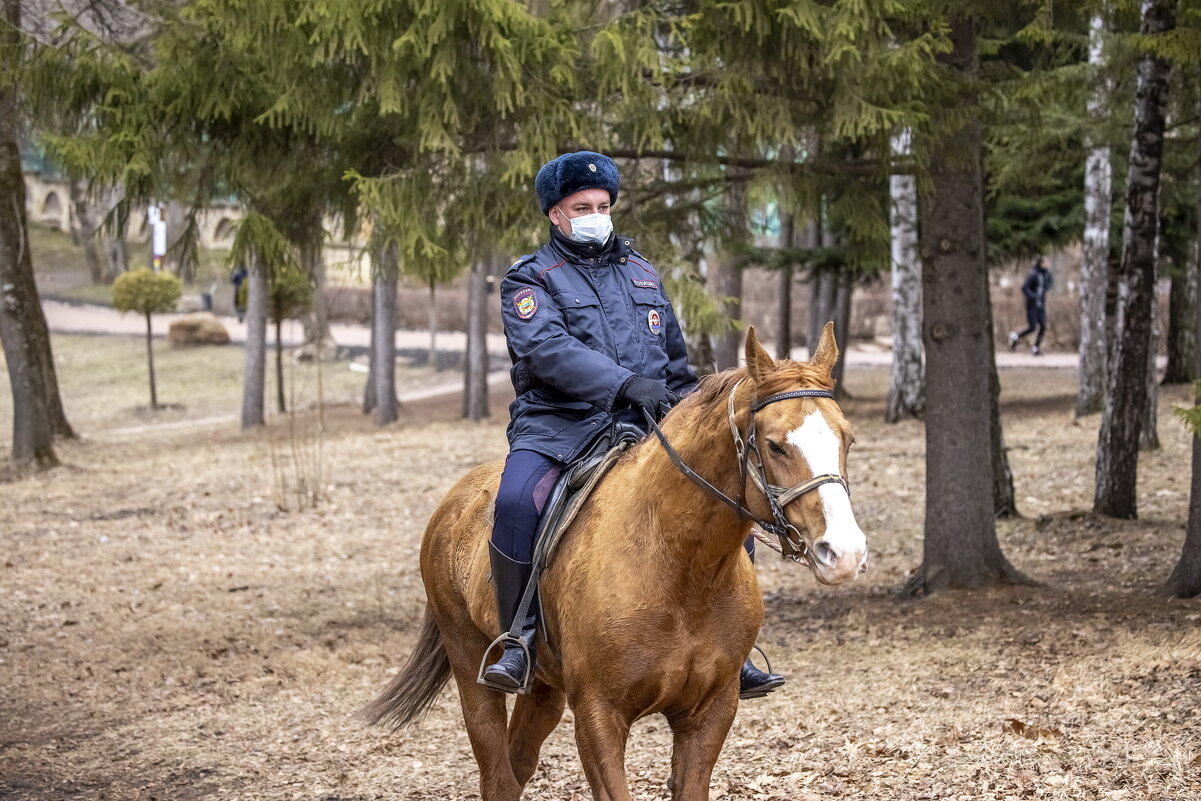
[269,266,313,325]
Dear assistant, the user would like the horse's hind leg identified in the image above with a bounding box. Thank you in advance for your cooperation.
[507,680,566,788]
[445,648,524,801]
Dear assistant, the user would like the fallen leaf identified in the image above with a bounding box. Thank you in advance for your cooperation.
[1001,718,1060,740]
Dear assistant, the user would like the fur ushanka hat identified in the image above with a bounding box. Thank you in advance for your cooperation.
[534,151,620,214]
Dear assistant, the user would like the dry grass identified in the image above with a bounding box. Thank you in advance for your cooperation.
[1,344,1198,800]
[0,333,450,440]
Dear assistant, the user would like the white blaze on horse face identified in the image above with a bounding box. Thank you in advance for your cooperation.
[785,410,866,561]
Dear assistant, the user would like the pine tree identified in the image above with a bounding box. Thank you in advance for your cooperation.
[0,0,77,471]
[905,14,1030,594]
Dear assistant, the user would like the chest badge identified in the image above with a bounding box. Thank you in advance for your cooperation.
[513,287,538,320]
[647,309,662,336]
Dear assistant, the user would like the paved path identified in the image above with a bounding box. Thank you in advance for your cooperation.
[44,300,1103,370]
[42,300,510,354]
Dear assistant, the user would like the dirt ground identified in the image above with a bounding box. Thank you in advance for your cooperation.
[1,348,1199,800]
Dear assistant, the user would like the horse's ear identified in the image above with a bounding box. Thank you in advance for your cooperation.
[810,321,839,376]
[744,326,775,381]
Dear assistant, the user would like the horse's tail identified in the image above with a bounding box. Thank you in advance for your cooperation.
[359,604,451,729]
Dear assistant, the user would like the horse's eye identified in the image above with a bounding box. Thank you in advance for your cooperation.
[767,440,785,456]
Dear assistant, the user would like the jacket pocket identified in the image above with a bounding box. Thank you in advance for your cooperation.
[628,288,668,347]
[552,290,608,350]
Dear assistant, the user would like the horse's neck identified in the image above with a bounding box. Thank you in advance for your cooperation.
[618,397,755,575]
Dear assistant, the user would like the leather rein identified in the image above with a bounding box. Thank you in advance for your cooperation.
[642,380,850,564]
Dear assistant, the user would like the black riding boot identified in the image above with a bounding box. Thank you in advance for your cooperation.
[740,539,785,699]
[481,542,538,693]
[739,655,785,699]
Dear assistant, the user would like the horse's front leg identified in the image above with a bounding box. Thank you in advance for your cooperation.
[666,685,739,801]
[570,693,635,801]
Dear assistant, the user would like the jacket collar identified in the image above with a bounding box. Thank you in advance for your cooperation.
[548,225,622,265]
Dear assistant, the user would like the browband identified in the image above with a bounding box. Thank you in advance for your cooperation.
[750,389,835,413]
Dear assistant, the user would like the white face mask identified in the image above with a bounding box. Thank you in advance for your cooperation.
[560,209,613,245]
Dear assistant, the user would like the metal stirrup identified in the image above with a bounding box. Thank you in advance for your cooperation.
[477,633,534,693]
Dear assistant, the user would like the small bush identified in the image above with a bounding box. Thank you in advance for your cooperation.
[112,269,183,315]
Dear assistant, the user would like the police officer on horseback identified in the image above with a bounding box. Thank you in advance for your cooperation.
[485,151,784,700]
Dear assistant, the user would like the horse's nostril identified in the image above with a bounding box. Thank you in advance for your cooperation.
[815,540,837,566]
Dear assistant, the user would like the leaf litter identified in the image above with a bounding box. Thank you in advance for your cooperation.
[0,364,1198,799]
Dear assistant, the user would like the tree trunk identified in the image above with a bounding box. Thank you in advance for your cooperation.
[776,212,794,361]
[240,257,268,429]
[0,0,69,469]
[275,317,286,414]
[0,103,57,467]
[831,274,852,398]
[1166,424,1201,597]
[299,227,335,357]
[1078,12,1113,418]
[69,179,104,284]
[988,311,1017,519]
[808,271,835,354]
[373,249,399,426]
[1162,254,1197,384]
[1140,274,1160,450]
[904,17,1027,595]
[463,256,491,420]
[1164,164,1201,597]
[886,130,924,422]
[164,200,192,281]
[713,182,747,371]
[143,312,158,409]
[362,290,377,415]
[808,204,835,357]
[428,280,438,370]
[1094,0,1175,519]
[712,259,743,371]
[101,187,128,283]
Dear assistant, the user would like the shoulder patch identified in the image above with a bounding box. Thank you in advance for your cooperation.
[512,287,538,320]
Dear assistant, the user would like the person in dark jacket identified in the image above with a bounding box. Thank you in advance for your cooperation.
[483,151,784,700]
[230,263,248,323]
[1009,255,1053,355]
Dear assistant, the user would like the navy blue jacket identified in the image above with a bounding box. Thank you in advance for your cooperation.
[501,227,698,462]
[1021,265,1052,307]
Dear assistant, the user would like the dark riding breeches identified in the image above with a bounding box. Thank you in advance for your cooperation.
[492,449,564,563]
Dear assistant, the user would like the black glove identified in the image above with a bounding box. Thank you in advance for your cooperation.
[619,376,679,421]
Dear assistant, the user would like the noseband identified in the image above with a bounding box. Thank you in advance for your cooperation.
[643,380,850,563]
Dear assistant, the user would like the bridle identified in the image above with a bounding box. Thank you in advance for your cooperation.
[643,379,850,564]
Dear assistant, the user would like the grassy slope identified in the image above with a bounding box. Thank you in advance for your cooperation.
[29,223,231,307]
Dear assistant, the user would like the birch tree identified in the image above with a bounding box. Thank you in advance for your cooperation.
[1095,0,1177,519]
[1078,11,1114,417]
[886,129,924,423]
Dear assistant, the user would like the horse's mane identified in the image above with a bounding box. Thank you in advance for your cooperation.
[678,360,836,417]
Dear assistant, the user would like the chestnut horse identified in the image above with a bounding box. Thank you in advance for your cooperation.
[364,325,868,801]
